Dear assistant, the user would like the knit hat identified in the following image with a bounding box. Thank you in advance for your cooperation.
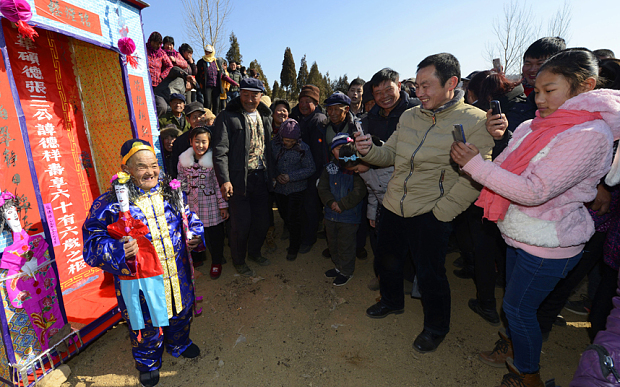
[331,132,353,150]
[240,77,264,92]
[279,119,300,140]
[324,92,351,107]
[204,45,214,53]
[299,85,320,104]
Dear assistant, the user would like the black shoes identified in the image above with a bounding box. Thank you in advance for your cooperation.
[333,274,352,286]
[181,343,200,359]
[365,302,404,319]
[468,298,500,326]
[322,248,331,258]
[413,329,446,354]
[324,268,339,278]
[356,247,368,259]
[139,370,160,387]
[298,244,313,254]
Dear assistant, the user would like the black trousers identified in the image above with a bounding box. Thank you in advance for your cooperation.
[377,208,452,335]
[275,191,305,254]
[588,262,618,341]
[228,170,270,264]
[473,207,506,308]
[192,223,225,265]
[202,86,220,115]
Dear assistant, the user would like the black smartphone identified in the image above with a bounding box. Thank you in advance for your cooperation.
[452,124,466,143]
[491,100,502,116]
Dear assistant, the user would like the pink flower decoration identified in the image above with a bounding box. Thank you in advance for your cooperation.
[110,174,118,184]
[0,0,32,23]
[170,179,181,190]
[118,37,136,56]
[0,191,15,207]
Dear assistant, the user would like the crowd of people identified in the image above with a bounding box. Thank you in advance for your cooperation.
[95,31,620,386]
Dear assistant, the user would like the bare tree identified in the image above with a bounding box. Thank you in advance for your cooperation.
[485,0,538,75]
[547,0,571,38]
[485,0,572,77]
[181,0,232,56]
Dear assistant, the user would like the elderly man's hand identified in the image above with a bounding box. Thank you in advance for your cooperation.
[354,131,372,156]
[187,235,201,251]
[221,182,233,200]
[276,174,290,185]
[486,109,509,140]
[450,141,479,167]
[123,237,139,259]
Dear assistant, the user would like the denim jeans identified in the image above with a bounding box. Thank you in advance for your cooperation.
[504,247,582,373]
[376,208,453,335]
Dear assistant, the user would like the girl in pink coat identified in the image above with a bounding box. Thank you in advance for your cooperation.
[451,49,620,387]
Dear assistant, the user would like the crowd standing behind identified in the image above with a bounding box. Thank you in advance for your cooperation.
[123,32,620,387]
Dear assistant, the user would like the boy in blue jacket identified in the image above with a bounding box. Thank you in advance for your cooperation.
[318,133,367,286]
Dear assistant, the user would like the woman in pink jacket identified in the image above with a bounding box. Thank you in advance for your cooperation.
[451,49,620,387]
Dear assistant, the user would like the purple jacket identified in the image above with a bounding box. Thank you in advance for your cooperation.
[571,272,620,386]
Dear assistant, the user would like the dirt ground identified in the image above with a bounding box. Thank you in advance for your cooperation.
[60,220,590,387]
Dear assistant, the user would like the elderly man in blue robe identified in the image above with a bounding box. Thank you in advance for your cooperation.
[82,139,204,387]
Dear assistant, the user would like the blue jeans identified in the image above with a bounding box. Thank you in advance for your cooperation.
[504,247,582,373]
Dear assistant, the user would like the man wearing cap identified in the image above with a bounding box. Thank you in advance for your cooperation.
[296,92,356,254]
[212,78,273,276]
[158,93,191,133]
[82,139,205,387]
[289,85,326,144]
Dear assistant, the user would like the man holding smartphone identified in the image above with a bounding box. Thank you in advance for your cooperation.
[356,53,494,354]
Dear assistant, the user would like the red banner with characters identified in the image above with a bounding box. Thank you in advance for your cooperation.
[0,42,43,243]
[128,75,153,144]
[3,21,103,320]
[33,0,103,36]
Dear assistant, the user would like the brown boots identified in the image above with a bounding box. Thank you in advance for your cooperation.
[479,329,513,367]
[496,358,544,387]
[480,331,544,387]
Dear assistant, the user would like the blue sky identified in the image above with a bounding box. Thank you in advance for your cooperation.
[142,0,618,89]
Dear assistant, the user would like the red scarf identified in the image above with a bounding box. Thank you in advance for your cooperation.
[476,109,603,221]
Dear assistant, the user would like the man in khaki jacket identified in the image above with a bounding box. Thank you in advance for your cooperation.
[356,53,494,354]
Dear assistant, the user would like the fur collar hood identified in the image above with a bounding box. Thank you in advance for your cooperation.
[560,89,620,186]
[179,147,214,169]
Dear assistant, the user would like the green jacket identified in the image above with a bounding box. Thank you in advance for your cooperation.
[361,95,494,222]
[159,112,191,133]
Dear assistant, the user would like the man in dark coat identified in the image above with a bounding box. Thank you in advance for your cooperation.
[361,68,420,142]
[212,78,274,276]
